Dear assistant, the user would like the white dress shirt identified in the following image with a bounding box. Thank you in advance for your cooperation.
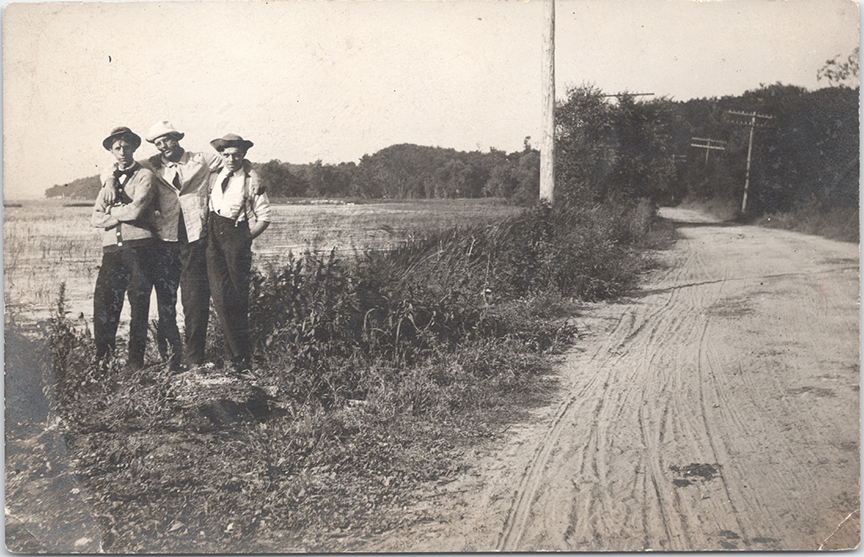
[209,165,271,223]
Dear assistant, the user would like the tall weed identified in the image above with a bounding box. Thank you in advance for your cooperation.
[244,200,660,415]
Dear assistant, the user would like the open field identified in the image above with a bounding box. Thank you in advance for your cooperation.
[3,198,520,326]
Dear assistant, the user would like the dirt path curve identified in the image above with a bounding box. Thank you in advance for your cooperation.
[372,207,860,552]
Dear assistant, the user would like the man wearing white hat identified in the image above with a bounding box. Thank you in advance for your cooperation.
[140,120,224,368]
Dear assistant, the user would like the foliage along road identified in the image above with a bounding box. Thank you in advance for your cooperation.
[370,206,860,552]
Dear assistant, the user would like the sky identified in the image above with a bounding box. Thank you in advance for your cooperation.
[2,0,860,200]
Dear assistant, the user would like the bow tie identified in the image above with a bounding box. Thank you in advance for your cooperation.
[113,163,139,180]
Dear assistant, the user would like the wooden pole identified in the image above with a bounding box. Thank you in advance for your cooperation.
[690,137,727,165]
[741,115,756,213]
[539,0,555,203]
[727,110,772,214]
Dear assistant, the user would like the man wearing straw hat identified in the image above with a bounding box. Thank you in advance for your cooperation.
[91,126,158,370]
[206,133,271,373]
[143,120,223,369]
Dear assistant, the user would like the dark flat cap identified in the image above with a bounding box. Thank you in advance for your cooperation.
[210,133,254,152]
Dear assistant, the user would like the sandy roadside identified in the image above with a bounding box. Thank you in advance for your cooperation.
[367,206,860,552]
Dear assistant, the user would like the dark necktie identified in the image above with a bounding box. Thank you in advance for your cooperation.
[113,164,137,198]
[221,173,232,193]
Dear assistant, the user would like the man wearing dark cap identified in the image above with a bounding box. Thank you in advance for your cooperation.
[91,127,158,369]
[206,134,271,372]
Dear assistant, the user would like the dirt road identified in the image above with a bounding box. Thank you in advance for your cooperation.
[374,207,860,552]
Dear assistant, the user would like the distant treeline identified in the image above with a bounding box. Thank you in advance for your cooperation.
[256,143,540,203]
[46,175,102,200]
[44,143,541,204]
[47,82,858,215]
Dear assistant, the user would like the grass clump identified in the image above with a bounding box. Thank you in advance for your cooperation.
[754,197,859,243]
[34,199,668,552]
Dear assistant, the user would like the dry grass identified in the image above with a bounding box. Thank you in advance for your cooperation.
[3,198,520,326]
[256,199,520,266]
[755,199,859,243]
[4,200,102,322]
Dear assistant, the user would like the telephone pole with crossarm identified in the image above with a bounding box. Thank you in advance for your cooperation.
[727,110,773,213]
[690,137,727,165]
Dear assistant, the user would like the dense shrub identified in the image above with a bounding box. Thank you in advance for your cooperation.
[243,200,662,414]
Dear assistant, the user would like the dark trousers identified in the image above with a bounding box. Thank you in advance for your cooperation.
[180,237,210,365]
[206,213,253,366]
[93,246,154,366]
[149,242,183,366]
[157,235,210,366]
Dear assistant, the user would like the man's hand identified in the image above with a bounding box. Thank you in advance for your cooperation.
[99,164,120,204]
[102,183,118,205]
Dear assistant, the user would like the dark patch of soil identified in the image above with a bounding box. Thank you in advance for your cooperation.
[669,462,722,487]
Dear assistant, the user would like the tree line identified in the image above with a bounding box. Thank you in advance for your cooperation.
[554,49,859,214]
[45,143,541,205]
[555,82,858,215]
[254,143,541,203]
[47,58,858,216]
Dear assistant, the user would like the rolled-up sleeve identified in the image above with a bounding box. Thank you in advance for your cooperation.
[250,191,271,223]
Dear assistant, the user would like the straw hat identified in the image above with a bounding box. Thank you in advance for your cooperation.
[146,120,185,143]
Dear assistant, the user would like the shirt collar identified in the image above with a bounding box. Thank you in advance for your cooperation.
[219,161,249,181]
[218,166,236,181]
[116,161,140,175]
[161,150,189,168]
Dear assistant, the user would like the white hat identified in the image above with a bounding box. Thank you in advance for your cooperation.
[146,120,185,143]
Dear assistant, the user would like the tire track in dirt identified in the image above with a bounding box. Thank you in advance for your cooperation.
[369,208,858,552]
[496,208,859,552]
[497,245,707,550]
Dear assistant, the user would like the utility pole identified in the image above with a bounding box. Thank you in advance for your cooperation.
[727,110,773,213]
[539,0,555,203]
[690,137,727,164]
